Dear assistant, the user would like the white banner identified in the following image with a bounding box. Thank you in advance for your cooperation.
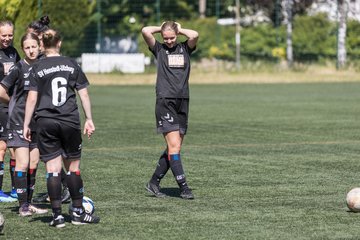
[81,53,145,73]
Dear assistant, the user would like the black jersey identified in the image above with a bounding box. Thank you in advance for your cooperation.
[0,46,20,110]
[1,59,35,130]
[28,56,89,129]
[150,40,195,98]
[0,46,20,79]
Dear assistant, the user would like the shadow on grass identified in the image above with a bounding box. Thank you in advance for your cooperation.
[161,187,181,198]
[145,186,196,199]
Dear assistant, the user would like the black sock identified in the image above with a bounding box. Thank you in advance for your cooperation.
[169,154,188,190]
[9,158,15,190]
[60,168,68,188]
[27,168,37,203]
[14,171,27,206]
[0,162,3,191]
[66,171,84,209]
[150,151,169,185]
[47,172,62,214]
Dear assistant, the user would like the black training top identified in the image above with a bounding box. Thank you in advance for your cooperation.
[0,46,20,110]
[1,59,35,130]
[28,56,89,129]
[0,46,20,79]
[150,40,195,98]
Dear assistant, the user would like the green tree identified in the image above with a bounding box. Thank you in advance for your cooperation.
[4,0,95,57]
[40,0,96,57]
[0,0,22,20]
[292,13,336,61]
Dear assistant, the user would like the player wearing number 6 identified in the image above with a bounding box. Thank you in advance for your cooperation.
[23,29,100,228]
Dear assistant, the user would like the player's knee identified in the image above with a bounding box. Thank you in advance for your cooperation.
[167,143,181,154]
[0,150,6,160]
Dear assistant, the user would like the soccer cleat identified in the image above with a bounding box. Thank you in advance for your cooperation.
[33,187,70,204]
[145,182,166,198]
[32,193,49,203]
[19,203,32,217]
[10,189,17,199]
[61,187,71,203]
[71,211,100,225]
[49,214,65,228]
[0,190,17,202]
[180,188,194,200]
[29,204,48,214]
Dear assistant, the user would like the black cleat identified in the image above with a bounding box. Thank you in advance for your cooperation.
[180,188,194,200]
[32,193,49,203]
[61,187,71,203]
[145,182,166,198]
[33,186,70,204]
[71,211,100,225]
[49,214,65,228]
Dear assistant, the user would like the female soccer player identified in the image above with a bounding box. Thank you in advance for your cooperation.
[0,32,48,216]
[24,28,100,227]
[142,21,198,199]
[27,15,50,58]
[26,16,71,204]
[0,20,20,202]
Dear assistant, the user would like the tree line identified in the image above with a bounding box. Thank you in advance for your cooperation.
[1,0,357,69]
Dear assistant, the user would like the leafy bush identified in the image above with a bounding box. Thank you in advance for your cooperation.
[137,13,357,65]
[292,13,337,61]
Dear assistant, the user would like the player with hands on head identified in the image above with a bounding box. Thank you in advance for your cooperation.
[0,20,20,202]
[23,28,99,228]
[142,21,198,199]
[0,32,48,216]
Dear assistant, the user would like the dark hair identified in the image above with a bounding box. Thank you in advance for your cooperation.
[42,29,62,49]
[27,15,50,34]
[20,32,40,48]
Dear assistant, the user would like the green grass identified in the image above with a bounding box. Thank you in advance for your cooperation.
[2,82,360,239]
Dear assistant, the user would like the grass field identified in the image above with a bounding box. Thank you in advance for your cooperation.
[2,80,360,239]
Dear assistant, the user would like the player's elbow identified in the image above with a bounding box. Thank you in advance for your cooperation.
[189,31,199,41]
[141,27,151,36]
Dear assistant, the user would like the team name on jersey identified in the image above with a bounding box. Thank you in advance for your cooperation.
[37,64,74,77]
[168,54,184,68]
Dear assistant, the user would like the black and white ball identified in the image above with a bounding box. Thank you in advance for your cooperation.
[0,212,4,234]
[82,196,95,215]
[346,188,360,212]
[69,196,95,215]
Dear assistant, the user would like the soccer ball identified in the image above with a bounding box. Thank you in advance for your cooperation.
[346,188,360,212]
[82,196,95,215]
[69,196,95,215]
[0,212,4,234]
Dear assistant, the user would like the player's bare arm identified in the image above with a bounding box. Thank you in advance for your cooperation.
[23,90,38,141]
[141,26,161,50]
[0,85,10,104]
[78,87,95,139]
[176,23,199,50]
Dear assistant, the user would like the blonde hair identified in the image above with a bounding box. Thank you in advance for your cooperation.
[161,21,178,33]
[0,20,14,28]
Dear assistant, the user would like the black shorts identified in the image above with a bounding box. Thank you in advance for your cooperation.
[155,98,189,135]
[7,129,38,149]
[36,118,82,162]
[0,110,8,141]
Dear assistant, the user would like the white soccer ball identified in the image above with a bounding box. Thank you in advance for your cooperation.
[346,188,360,212]
[82,196,95,215]
[0,212,4,234]
[69,196,95,215]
